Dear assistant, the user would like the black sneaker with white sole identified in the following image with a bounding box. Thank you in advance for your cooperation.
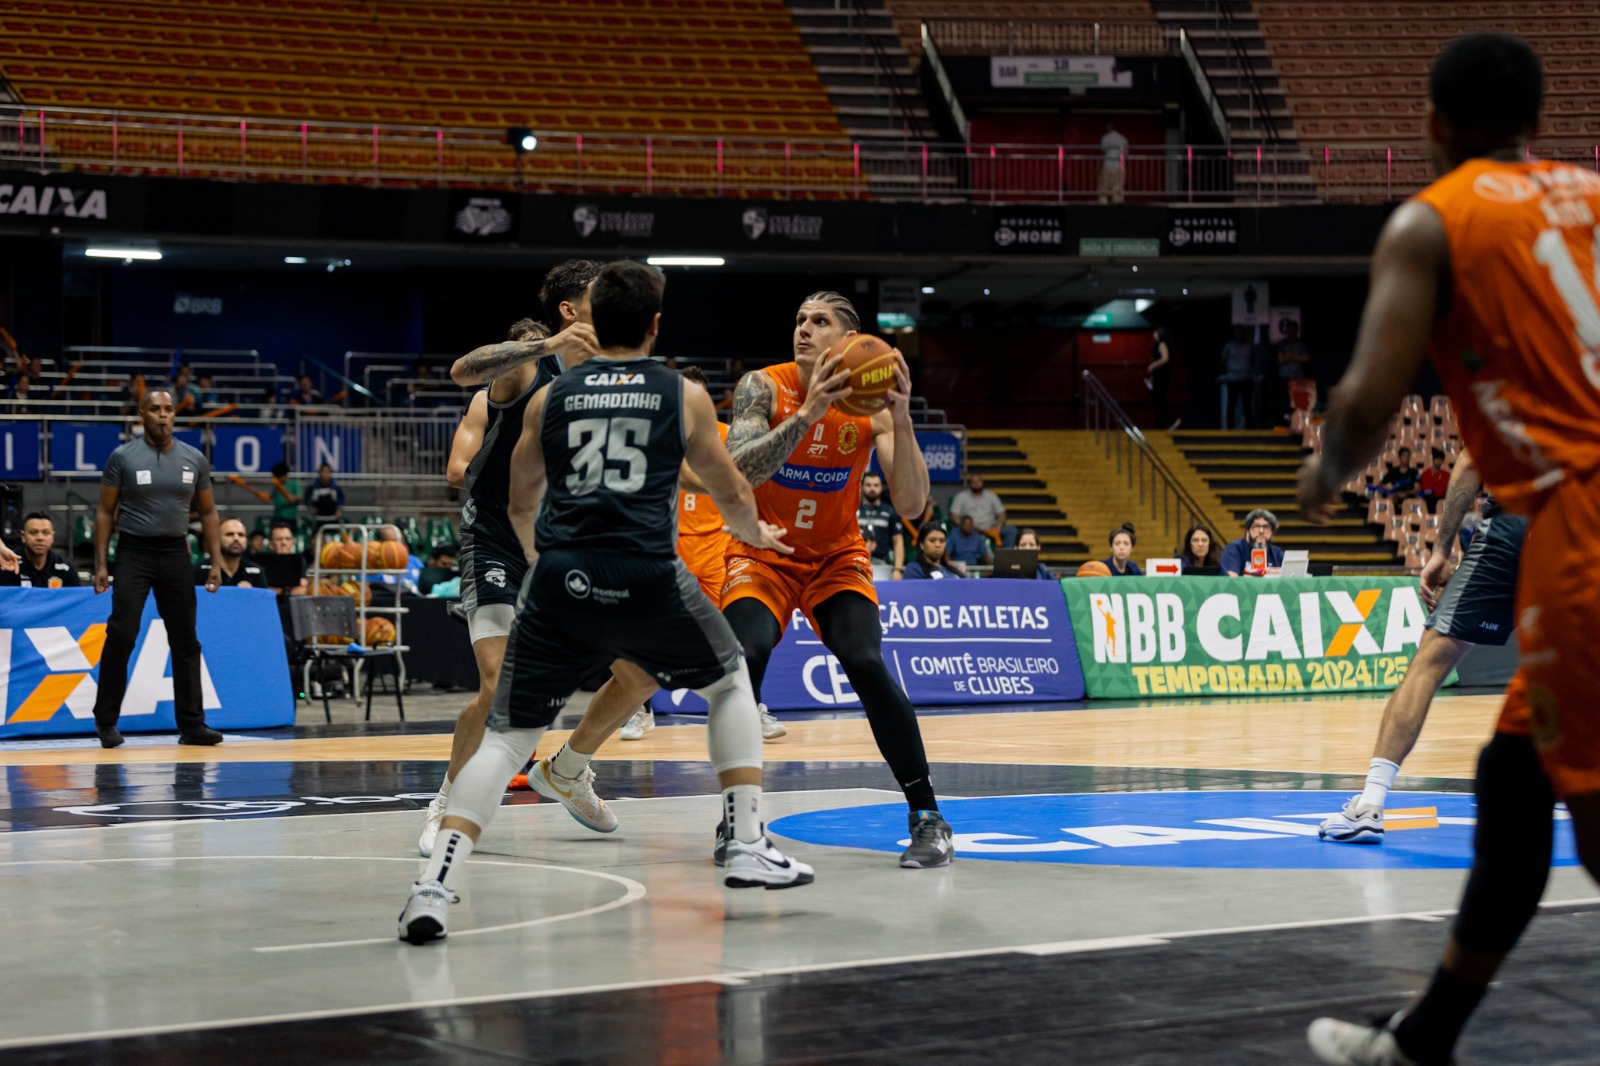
[900,810,955,868]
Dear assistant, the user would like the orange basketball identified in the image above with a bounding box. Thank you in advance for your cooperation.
[365,617,396,647]
[380,540,409,570]
[1076,560,1113,578]
[365,541,386,569]
[335,541,363,569]
[826,333,898,417]
[314,579,343,597]
[318,541,343,569]
[339,580,371,605]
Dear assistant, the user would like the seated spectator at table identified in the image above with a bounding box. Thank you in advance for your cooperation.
[901,497,949,547]
[304,463,346,533]
[1373,447,1418,497]
[1221,509,1286,577]
[901,523,964,579]
[262,521,307,595]
[857,472,904,580]
[418,542,459,595]
[0,511,80,588]
[1417,448,1450,502]
[1176,523,1223,572]
[1103,523,1144,576]
[1013,528,1056,579]
[195,517,265,588]
[949,473,1016,548]
[946,514,994,568]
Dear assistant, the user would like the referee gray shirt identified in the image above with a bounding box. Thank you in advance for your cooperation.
[101,437,212,537]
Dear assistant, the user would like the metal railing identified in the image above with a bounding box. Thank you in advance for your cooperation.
[1081,369,1221,546]
[9,103,1597,204]
[924,20,1171,56]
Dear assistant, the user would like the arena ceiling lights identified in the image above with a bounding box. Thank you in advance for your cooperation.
[85,247,162,261]
[645,257,725,268]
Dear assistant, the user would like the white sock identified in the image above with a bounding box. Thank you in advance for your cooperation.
[421,828,474,892]
[1359,758,1400,809]
[724,784,763,844]
[550,742,592,781]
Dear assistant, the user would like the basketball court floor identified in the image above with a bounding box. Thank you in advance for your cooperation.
[3,690,1596,1064]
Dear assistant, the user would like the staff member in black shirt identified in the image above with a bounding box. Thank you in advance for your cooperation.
[195,517,265,588]
[92,389,224,748]
[0,511,80,588]
[857,471,905,580]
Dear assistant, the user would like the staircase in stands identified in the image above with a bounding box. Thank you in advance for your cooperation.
[964,431,1089,566]
[1167,430,1397,566]
[787,0,939,145]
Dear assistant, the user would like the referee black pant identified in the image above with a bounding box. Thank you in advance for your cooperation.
[92,534,208,733]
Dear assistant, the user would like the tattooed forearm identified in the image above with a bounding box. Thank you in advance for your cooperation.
[1433,449,1482,551]
[725,371,806,487]
[451,340,548,387]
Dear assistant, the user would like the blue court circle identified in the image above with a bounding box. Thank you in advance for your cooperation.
[768,791,1581,870]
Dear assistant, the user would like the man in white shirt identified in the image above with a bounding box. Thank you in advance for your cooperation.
[948,473,1015,549]
[1099,121,1129,203]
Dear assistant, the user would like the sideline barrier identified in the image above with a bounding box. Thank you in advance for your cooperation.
[1060,576,1444,699]
[0,587,294,738]
[653,579,1084,713]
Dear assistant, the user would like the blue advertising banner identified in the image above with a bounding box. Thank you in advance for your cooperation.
[0,421,41,479]
[211,424,286,474]
[297,423,362,475]
[652,578,1083,713]
[867,430,965,484]
[0,587,294,738]
[51,423,124,476]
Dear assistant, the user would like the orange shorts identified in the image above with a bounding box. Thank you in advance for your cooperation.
[678,531,729,608]
[1494,482,1600,797]
[721,542,877,635]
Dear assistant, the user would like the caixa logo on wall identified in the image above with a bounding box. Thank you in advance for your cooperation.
[0,181,108,219]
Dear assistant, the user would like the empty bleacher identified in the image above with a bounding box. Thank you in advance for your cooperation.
[0,0,855,193]
[883,1,1160,63]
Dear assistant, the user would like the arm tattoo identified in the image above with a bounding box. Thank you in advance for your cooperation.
[453,339,549,386]
[725,372,808,486]
[1433,458,1483,549]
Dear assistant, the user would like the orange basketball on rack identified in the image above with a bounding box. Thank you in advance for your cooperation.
[365,617,396,647]
[335,541,363,569]
[826,333,898,417]
[1076,560,1113,578]
[314,579,343,598]
[319,541,343,569]
[339,580,371,605]
[380,540,409,570]
[365,541,386,569]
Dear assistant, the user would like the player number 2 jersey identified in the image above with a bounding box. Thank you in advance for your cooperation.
[1416,158,1600,511]
[742,361,874,563]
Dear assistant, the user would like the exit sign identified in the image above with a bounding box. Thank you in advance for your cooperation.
[1078,238,1160,257]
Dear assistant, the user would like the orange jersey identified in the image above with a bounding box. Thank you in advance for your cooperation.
[677,422,729,537]
[1416,158,1600,512]
[741,361,875,564]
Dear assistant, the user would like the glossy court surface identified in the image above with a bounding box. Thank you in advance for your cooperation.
[3,689,1597,1064]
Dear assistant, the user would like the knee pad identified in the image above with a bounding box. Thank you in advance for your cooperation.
[443,725,544,830]
[700,663,763,774]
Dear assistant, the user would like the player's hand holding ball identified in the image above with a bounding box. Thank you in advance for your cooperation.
[824,334,902,418]
[798,350,853,425]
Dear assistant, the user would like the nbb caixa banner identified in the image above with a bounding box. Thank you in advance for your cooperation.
[1060,576,1439,699]
[653,579,1083,713]
[0,588,294,738]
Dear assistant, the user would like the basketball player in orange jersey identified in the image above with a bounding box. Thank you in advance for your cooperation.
[1297,34,1600,1066]
[720,291,954,868]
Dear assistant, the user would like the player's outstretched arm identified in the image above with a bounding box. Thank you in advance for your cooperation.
[685,382,791,554]
[506,385,551,563]
[1298,201,1448,522]
[447,389,490,489]
[450,325,599,387]
[871,349,929,519]
[726,356,852,485]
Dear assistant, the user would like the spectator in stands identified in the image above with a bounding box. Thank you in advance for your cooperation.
[263,520,306,595]
[1103,523,1144,576]
[946,514,993,569]
[116,373,143,416]
[247,528,267,557]
[1378,447,1419,496]
[1177,522,1222,572]
[305,463,345,533]
[901,496,949,547]
[1013,528,1055,579]
[1147,328,1177,429]
[270,461,302,525]
[197,517,264,588]
[1219,326,1256,429]
[169,365,201,415]
[857,471,904,580]
[290,374,323,407]
[0,511,79,588]
[196,373,223,413]
[1418,447,1451,502]
[901,522,963,580]
[1222,509,1285,577]
[1274,319,1311,425]
[8,372,36,414]
[419,542,459,596]
[1098,121,1128,204]
[949,472,1015,548]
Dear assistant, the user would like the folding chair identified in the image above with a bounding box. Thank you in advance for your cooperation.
[288,596,406,723]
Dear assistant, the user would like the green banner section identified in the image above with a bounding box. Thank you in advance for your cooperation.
[1060,576,1446,699]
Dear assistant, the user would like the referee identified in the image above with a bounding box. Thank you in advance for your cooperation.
[91,389,224,748]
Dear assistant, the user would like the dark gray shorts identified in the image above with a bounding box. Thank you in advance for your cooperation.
[1426,513,1526,647]
[457,523,527,624]
[490,548,742,730]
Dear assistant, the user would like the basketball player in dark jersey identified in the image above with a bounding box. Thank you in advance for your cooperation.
[400,261,811,943]
[421,261,656,854]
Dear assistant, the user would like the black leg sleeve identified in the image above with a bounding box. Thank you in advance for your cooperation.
[722,598,783,702]
[1452,732,1556,955]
